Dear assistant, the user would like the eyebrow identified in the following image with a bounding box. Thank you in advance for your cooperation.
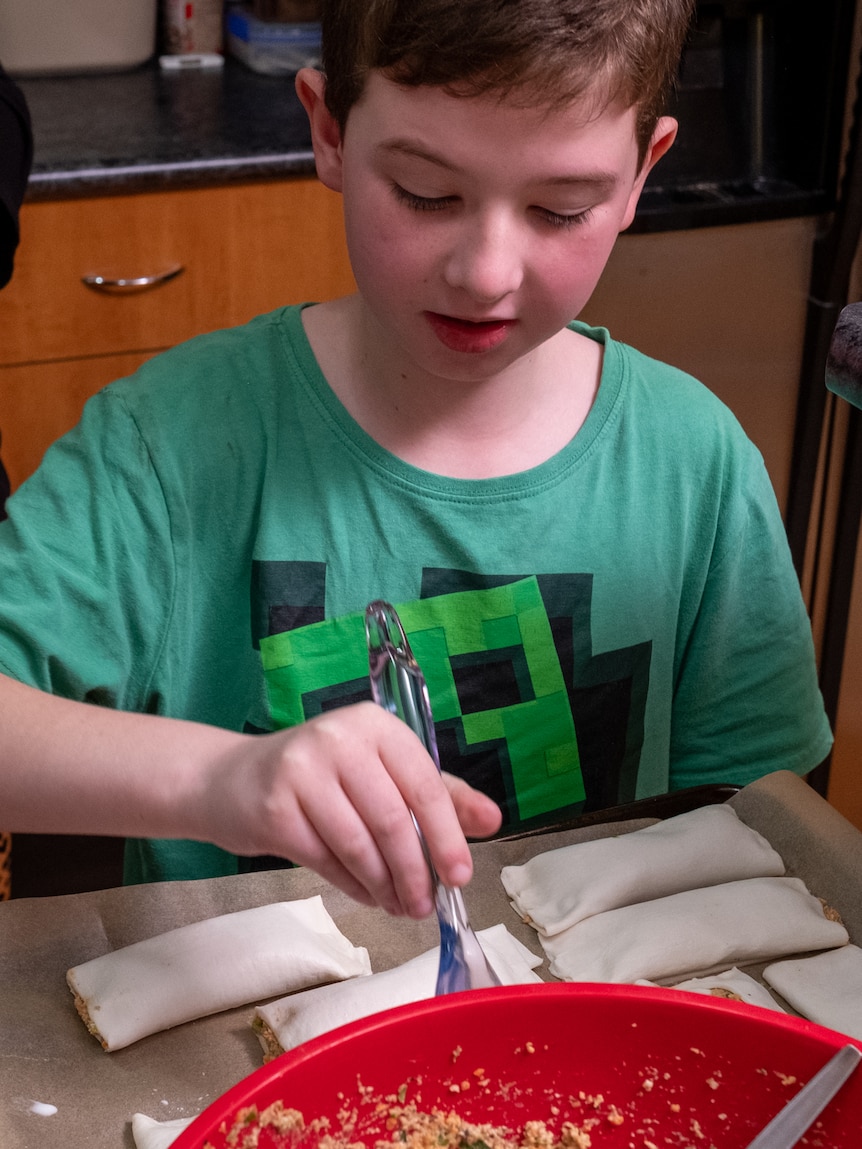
[377,138,619,192]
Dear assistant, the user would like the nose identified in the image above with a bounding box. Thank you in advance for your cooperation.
[442,210,524,303]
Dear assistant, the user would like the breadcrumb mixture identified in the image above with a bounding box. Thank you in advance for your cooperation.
[371,1102,594,1149]
[215,1047,800,1149]
[219,1098,598,1149]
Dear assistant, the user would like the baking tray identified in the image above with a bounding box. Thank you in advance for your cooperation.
[0,770,858,1149]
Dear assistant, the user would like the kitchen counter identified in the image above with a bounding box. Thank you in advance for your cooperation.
[18,57,316,201]
[16,49,836,230]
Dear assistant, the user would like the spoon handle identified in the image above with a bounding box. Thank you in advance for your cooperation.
[365,601,450,894]
[744,1043,861,1148]
[364,600,500,994]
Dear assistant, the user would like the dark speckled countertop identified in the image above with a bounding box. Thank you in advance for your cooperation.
[19,56,315,201]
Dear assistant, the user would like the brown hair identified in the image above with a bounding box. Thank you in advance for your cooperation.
[321,0,696,163]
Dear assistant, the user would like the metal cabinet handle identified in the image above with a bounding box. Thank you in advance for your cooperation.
[81,264,185,293]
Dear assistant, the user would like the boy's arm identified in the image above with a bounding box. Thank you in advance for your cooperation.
[0,673,500,917]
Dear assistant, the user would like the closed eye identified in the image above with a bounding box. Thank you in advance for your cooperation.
[391,182,594,228]
[533,206,595,229]
[391,183,456,212]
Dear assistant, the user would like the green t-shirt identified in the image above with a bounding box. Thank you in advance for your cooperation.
[0,305,832,883]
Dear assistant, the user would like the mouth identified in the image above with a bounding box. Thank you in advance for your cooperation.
[425,312,515,354]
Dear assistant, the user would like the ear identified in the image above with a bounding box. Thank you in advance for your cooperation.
[295,67,345,193]
[619,116,678,232]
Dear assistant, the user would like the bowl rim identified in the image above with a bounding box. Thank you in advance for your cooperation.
[173,982,862,1148]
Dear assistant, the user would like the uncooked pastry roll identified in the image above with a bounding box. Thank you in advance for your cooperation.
[541,876,848,984]
[253,923,542,1060]
[68,896,371,1051]
[501,804,785,936]
[763,944,862,1039]
[637,967,785,1012]
[131,1113,194,1149]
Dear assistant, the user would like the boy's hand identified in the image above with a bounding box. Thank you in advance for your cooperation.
[201,702,502,918]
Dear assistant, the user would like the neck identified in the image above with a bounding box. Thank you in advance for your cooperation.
[302,296,602,479]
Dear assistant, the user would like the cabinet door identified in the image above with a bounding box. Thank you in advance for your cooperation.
[0,353,155,489]
[583,217,816,514]
[0,178,355,368]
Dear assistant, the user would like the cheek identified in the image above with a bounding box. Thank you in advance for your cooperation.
[536,240,610,307]
[345,209,434,297]
[349,238,425,305]
[550,220,622,294]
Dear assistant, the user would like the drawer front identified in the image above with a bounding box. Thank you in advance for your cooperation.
[0,178,355,368]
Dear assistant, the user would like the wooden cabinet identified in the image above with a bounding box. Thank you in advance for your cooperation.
[829,527,862,832]
[0,176,355,488]
[584,217,818,516]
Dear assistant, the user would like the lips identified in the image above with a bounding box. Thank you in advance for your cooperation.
[425,312,515,354]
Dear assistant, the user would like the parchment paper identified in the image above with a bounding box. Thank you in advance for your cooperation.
[2,770,859,1149]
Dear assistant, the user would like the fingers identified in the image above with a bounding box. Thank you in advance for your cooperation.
[339,704,476,914]
[405,772,502,891]
[443,772,503,840]
[248,779,391,911]
[216,703,500,920]
[296,761,434,918]
[295,704,483,914]
[260,704,444,917]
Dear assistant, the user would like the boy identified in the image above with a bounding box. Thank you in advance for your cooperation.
[0,0,831,919]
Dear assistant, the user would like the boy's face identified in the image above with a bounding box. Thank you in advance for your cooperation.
[300,70,675,386]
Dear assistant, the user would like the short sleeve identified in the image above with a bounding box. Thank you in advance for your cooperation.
[0,387,176,712]
[669,445,832,788]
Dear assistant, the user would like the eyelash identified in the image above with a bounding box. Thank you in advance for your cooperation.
[536,207,594,230]
[391,184,453,212]
[390,183,593,229]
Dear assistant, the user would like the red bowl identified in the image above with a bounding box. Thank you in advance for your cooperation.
[172,983,862,1148]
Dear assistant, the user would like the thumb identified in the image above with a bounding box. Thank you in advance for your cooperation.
[442,773,502,840]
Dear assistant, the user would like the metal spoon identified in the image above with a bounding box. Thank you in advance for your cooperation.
[744,1042,861,1148]
[364,599,501,995]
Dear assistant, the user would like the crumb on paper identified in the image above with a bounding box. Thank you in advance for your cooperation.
[28,1101,58,1117]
